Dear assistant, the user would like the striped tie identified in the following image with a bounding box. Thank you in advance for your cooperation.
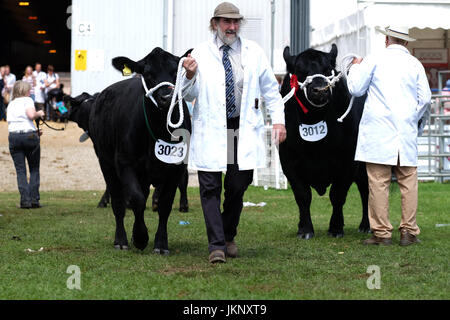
[222,45,236,118]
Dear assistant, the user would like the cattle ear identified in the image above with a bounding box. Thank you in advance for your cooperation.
[283,46,296,74]
[181,48,194,58]
[329,44,338,68]
[63,95,73,106]
[112,56,142,75]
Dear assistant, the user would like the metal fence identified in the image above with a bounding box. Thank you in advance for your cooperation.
[253,126,288,190]
[418,94,450,182]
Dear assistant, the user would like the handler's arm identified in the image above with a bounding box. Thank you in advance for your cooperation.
[258,50,286,144]
[182,53,199,102]
[26,107,45,120]
[347,57,375,97]
[416,62,432,136]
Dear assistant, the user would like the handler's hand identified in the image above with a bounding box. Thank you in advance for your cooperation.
[183,54,197,80]
[352,57,363,64]
[272,124,287,146]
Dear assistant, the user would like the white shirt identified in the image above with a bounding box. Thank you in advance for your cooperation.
[347,44,431,166]
[7,97,37,133]
[33,70,47,103]
[184,36,285,171]
[5,73,16,91]
[45,73,59,94]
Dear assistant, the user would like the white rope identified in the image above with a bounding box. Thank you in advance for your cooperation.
[282,87,296,104]
[282,70,342,107]
[337,53,360,123]
[140,57,196,139]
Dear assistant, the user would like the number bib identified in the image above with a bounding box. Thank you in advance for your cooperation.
[299,121,328,142]
[155,139,187,164]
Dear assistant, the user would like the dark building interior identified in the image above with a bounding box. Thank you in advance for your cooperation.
[0,0,71,77]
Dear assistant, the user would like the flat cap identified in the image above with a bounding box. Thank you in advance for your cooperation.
[213,2,243,19]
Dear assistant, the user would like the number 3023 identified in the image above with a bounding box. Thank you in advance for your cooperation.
[157,145,184,157]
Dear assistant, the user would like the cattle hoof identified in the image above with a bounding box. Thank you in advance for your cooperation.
[152,204,158,212]
[358,227,372,234]
[297,232,314,240]
[114,244,129,250]
[328,231,344,238]
[97,202,108,208]
[154,248,170,255]
[179,206,189,213]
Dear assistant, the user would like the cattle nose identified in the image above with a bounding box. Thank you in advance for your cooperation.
[155,87,174,105]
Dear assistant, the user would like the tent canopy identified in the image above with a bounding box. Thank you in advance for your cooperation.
[311,1,450,55]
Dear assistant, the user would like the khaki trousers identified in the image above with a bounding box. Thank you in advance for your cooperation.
[366,161,420,238]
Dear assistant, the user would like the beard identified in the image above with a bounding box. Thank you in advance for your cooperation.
[217,28,239,46]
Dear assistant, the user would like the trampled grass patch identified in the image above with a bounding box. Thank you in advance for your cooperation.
[0,183,448,300]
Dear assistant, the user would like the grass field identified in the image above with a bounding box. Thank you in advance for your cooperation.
[0,183,448,300]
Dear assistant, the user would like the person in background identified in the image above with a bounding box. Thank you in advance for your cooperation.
[7,80,45,209]
[442,79,450,115]
[33,62,47,112]
[44,65,60,120]
[347,26,431,246]
[22,66,36,101]
[182,2,286,263]
[3,65,16,106]
[0,66,6,121]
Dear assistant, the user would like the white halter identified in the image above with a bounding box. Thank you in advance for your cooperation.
[282,53,361,122]
[140,57,196,139]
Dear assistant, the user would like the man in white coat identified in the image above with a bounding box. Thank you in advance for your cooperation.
[347,26,431,246]
[182,2,286,263]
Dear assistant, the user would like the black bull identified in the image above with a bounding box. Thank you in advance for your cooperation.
[66,92,189,212]
[279,44,370,239]
[86,47,191,253]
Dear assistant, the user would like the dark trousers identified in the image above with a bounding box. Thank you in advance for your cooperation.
[9,132,41,205]
[0,99,5,121]
[198,117,253,253]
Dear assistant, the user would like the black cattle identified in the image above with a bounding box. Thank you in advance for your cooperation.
[89,47,192,253]
[65,92,189,212]
[66,92,98,133]
[279,44,370,239]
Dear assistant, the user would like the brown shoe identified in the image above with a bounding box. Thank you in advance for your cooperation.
[363,235,392,246]
[209,250,226,264]
[226,241,238,258]
[400,230,421,246]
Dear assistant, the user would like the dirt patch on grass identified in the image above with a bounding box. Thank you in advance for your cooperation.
[158,265,210,276]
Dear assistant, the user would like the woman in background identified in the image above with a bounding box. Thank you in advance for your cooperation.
[22,66,36,101]
[7,80,45,209]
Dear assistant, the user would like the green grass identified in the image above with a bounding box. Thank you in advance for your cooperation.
[0,183,448,300]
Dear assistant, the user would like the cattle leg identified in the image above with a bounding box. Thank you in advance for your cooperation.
[178,168,189,212]
[328,179,354,238]
[151,185,161,212]
[355,164,371,233]
[291,181,314,239]
[121,168,149,251]
[97,187,110,208]
[153,180,178,255]
[111,195,129,250]
[100,162,129,250]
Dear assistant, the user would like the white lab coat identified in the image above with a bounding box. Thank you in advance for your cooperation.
[184,36,285,171]
[347,44,431,166]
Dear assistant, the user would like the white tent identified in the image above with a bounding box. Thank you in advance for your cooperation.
[310,0,450,90]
